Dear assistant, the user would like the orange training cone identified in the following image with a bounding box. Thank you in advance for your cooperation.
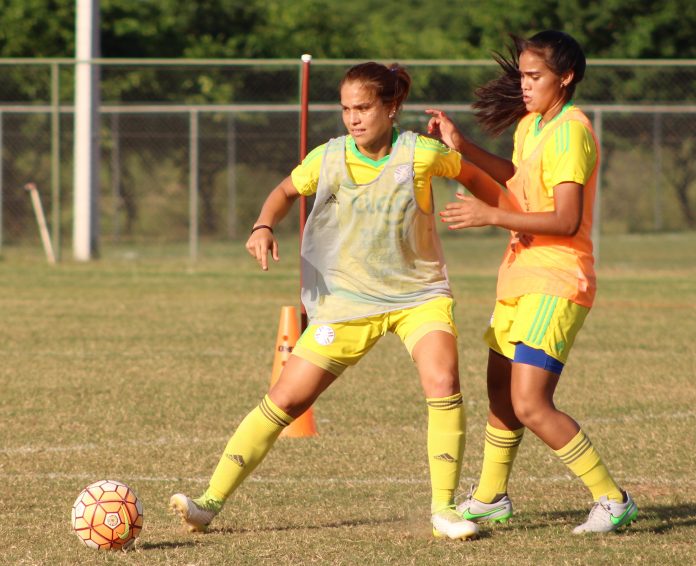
[270,305,317,438]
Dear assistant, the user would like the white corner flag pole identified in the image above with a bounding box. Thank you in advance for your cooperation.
[24,183,56,265]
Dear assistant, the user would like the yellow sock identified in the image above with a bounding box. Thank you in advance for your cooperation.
[427,393,465,513]
[554,429,623,502]
[474,424,524,503]
[205,395,294,502]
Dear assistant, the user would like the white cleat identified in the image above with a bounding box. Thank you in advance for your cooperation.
[456,490,513,524]
[572,491,638,534]
[169,493,218,533]
[432,507,480,540]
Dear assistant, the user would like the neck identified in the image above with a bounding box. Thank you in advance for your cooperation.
[355,129,393,161]
[540,98,568,128]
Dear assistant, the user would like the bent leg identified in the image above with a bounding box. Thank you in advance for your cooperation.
[207,356,338,502]
[510,361,622,502]
[509,361,578,448]
[268,354,340,418]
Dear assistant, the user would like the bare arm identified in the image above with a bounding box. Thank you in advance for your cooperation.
[454,159,520,211]
[245,175,301,270]
[441,181,584,237]
[426,108,515,186]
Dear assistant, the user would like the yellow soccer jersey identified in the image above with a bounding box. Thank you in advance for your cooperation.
[512,103,597,197]
[290,129,461,213]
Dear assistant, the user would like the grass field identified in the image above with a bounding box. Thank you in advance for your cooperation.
[1,232,695,565]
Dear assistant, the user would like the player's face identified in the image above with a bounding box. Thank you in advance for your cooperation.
[340,80,394,158]
[519,49,569,118]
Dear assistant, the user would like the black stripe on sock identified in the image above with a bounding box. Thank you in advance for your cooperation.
[558,434,592,465]
[485,429,524,448]
[259,397,290,427]
[426,395,463,410]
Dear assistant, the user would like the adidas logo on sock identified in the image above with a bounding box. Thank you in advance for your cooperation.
[226,454,245,467]
[434,453,456,463]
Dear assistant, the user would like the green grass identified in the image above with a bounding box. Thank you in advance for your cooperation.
[1,232,695,565]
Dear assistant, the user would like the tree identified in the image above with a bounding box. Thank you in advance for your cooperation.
[1,0,696,60]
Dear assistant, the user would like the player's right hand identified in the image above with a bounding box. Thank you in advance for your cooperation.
[425,108,464,152]
[245,227,279,271]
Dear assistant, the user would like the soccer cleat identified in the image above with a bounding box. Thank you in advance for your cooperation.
[431,506,480,540]
[169,493,220,533]
[456,488,513,524]
[572,491,638,534]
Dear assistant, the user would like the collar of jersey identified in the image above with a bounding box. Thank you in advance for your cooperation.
[533,100,574,136]
[347,128,399,167]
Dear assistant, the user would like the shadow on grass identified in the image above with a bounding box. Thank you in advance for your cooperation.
[208,514,403,535]
[209,516,497,542]
[624,503,696,534]
[502,503,696,534]
[137,540,198,550]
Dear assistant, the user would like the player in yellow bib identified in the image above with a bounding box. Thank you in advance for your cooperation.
[427,30,638,534]
[170,61,514,540]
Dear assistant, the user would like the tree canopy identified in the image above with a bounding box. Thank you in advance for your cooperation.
[0,0,695,59]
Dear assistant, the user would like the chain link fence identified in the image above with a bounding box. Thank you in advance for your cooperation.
[1,59,695,259]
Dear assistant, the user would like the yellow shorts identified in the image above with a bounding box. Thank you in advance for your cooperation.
[484,294,589,364]
[293,296,457,376]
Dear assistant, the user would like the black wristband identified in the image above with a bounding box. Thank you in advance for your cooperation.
[250,224,273,234]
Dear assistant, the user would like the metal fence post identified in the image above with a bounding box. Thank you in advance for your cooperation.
[0,111,2,252]
[51,62,61,260]
[189,109,199,262]
[227,113,237,239]
[653,112,663,231]
[110,113,121,241]
[592,108,603,265]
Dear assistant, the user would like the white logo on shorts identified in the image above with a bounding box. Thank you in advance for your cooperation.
[314,325,335,346]
[393,164,413,184]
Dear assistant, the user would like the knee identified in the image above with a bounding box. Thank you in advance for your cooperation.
[268,387,309,419]
[422,372,460,399]
[511,398,547,429]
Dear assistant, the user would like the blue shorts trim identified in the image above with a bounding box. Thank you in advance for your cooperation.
[513,343,565,375]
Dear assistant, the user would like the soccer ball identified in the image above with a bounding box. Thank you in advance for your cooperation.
[71,479,143,551]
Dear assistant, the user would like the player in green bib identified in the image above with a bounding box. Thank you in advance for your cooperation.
[170,61,513,540]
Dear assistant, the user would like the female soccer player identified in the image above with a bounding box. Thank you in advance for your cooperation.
[426,30,638,534]
[170,61,511,540]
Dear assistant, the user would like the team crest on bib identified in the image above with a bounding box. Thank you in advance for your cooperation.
[393,164,413,184]
[314,325,335,346]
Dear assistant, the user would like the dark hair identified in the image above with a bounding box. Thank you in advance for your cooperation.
[473,30,586,136]
[340,62,412,112]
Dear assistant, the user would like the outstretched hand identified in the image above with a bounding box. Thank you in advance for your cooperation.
[425,109,464,151]
[439,193,494,230]
[245,228,279,271]
[440,194,534,246]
